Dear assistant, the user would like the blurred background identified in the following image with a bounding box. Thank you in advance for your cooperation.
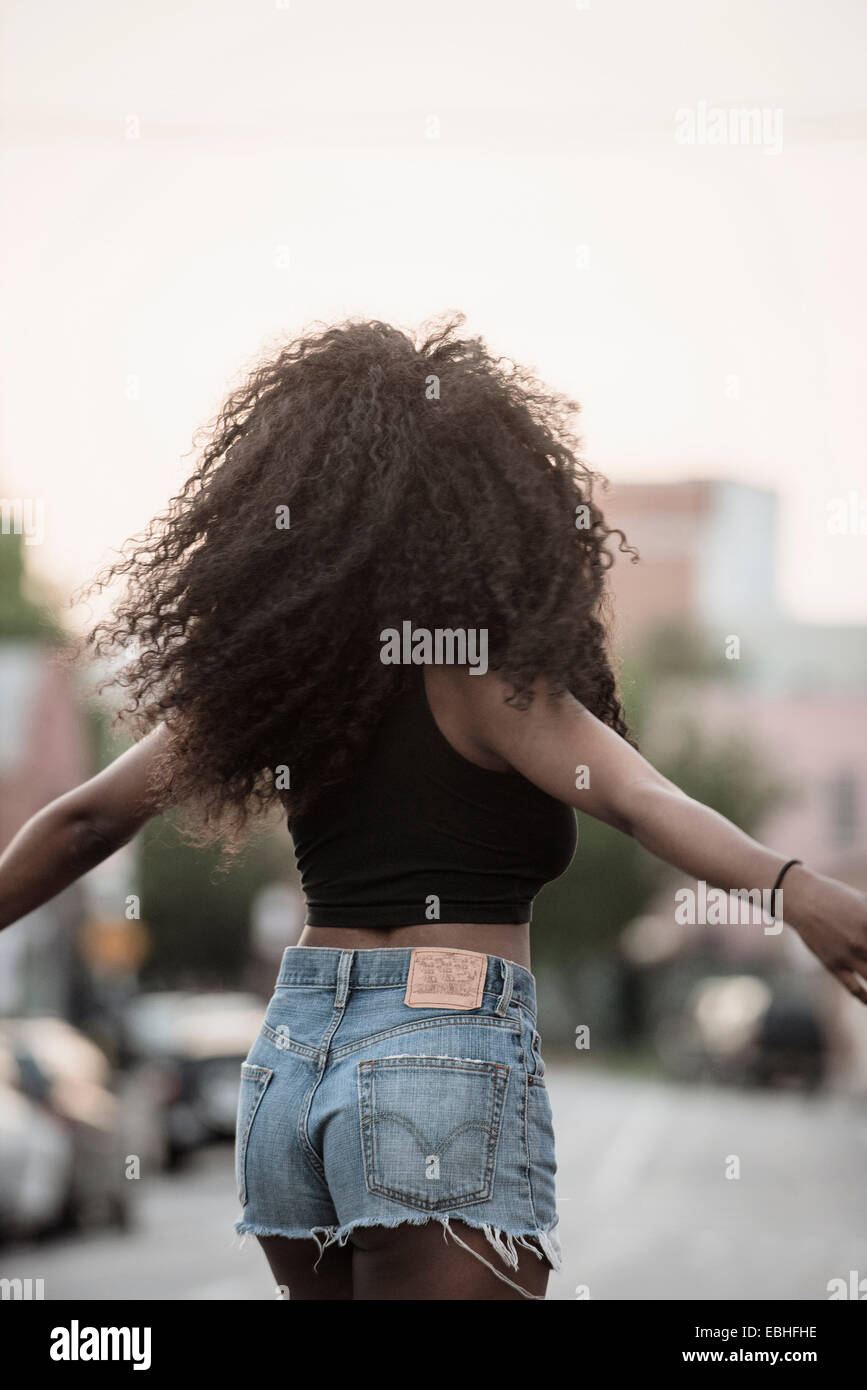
[1,0,865,1300]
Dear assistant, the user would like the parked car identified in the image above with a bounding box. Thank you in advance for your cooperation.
[0,1018,131,1233]
[741,992,829,1092]
[0,1036,72,1242]
[121,991,265,1168]
[654,974,829,1092]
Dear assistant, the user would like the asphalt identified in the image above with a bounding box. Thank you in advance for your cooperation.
[3,1068,865,1301]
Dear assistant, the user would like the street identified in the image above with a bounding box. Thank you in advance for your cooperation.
[3,1068,865,1301]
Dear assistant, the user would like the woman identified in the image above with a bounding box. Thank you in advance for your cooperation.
[1,316,865,1301]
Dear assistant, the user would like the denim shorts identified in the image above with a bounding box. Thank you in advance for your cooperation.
[234,946,561,1298]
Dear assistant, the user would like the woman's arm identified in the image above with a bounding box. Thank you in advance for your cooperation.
[443,668,867,1004]
[0,724,176,932]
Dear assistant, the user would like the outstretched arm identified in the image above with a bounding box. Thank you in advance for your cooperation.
[0,724,176,932]
[447,668,867,1005]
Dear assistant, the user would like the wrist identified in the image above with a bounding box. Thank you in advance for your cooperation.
[775,862,822,930]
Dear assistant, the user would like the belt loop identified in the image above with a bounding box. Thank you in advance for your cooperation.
[494,958,514,1016]
[335,949,354,1009]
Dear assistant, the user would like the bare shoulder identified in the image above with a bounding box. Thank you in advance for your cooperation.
[427,665,575,765]
[422,665,512,769]
[433,664,568,716]
[428,666,639,813]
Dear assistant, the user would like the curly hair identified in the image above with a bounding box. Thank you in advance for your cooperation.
[80,313,637,851]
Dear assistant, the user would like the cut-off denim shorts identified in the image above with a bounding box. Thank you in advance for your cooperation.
[233,946,561,1298]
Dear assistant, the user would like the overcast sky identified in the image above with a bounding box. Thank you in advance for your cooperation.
[1,0,865,627]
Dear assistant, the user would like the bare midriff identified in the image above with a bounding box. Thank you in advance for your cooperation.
[297,922,532,971]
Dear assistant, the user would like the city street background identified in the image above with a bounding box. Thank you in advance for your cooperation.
[3,1068,865,1301]
[2,0,866,1302]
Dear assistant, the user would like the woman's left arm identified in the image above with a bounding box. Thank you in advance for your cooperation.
[457,671,867,1005]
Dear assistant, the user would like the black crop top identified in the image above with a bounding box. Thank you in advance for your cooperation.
[289,669,578,927]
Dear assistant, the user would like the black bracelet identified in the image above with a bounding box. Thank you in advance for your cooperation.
[771,858,802,897]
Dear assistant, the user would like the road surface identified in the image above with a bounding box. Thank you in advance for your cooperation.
[2,1069,865,1300]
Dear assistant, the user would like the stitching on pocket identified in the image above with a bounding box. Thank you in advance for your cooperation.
[357,1055,509,1211]
[260,1020,319,1060]
[527,1028,546,1080]
[330,1014,519,1062]
[236,1064,273,1207]
[525,1070,558,1227]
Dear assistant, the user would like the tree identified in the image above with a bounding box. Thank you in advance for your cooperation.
[530,644,788,976]
[0,531,64,640]
[136,816,291,987]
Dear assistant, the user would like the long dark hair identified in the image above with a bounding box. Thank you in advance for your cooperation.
[80,314,636,849]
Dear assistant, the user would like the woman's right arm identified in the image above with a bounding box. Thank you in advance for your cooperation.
[0,724,177,932]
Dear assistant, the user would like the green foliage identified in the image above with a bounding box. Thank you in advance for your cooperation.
[634,622,749,683]
[658,719,789,832]
[82,700,122,773]
[0,533,64,640]
[136,817,289,987]
[531,646,789,973]
[531,814,656,970]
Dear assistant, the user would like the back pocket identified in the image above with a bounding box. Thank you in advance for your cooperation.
[358,1055,509,1211]
[235,1062,273,1207]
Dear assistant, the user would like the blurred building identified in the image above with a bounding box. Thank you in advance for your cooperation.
[606,478,777,640]
[606,478,866,880]
[605,479,867,1088]
[606,478,867,691]
[0,532,95,1017]
[0,642,90,848]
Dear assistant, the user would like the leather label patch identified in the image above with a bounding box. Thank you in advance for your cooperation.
[404,948,487,1010]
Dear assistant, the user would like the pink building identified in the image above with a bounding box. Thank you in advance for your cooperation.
[0,641,93,1014]
[603,480,867,1086]
[0,642,90,851]
[647,682,865,885]
[604,478,777,647]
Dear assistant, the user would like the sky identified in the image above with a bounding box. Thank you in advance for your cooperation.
[1,0,866,627]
